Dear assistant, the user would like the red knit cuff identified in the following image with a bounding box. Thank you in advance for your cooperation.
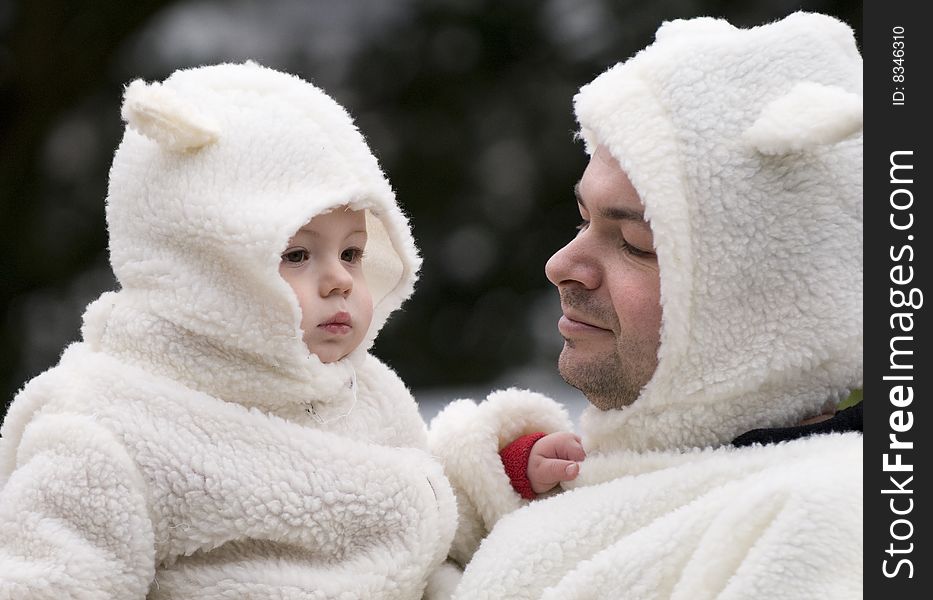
[500,432,548,500]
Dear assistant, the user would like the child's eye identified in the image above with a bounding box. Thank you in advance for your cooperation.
[282,248,309,264]
[341,247,364,263]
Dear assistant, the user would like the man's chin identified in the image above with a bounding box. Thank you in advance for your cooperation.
[557,352,600,401]
[557,348,642,411]
[557,367,616,411]
[559,339,612,365]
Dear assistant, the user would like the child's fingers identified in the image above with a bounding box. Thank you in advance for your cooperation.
[539,431,587,462]
[559,440,586,462]
[563,461,580,479]
[534,458,580,485]
[548,434,585,462]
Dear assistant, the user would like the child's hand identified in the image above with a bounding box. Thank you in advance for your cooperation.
[527,432,586,495]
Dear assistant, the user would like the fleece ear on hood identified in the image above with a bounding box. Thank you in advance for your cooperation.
[574,12,863,451]
[82,61,420,417]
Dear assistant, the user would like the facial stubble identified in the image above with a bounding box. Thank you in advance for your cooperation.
[557,288,659,410]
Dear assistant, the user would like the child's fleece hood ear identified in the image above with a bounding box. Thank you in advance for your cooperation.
[82,61,419,418]
[574,12,863,452]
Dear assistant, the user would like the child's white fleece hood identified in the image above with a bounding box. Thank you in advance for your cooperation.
[0,63,454,599]
[574,12,863,451]
[84,61,420,418]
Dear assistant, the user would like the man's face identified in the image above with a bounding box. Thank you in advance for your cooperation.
[545,146,662,410]
[279,207,374,363]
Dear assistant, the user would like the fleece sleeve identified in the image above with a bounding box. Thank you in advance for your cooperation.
[0,414,155,599]
[427,389,573,566]
[449,434,862,600]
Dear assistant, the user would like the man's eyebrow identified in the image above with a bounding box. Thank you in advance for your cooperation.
[574,183,647,223]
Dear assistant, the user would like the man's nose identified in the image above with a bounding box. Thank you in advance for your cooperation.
[545,237,599,290]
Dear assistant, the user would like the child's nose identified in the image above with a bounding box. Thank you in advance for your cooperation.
[319,260,353,297]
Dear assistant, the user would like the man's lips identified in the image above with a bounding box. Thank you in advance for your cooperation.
[319,311,352,334]
[557,312,610,336]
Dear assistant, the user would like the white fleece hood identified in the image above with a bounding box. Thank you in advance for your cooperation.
[574,12,863,451]
[83,61,420,417]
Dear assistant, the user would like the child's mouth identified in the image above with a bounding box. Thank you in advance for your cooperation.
[319,312,352,334]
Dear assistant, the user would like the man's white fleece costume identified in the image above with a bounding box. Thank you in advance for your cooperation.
[431,13,863,599]
[0,62,456,599]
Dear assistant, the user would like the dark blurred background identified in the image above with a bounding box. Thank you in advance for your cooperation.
[0,0,861,419]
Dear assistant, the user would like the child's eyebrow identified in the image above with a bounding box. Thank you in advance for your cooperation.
[296,228,368,236]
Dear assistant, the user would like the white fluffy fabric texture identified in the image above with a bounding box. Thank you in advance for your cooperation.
[453,434,862,599]
[0,62,454,598]
[433,12,863,599]
[122,79,219,151]
[429,389,573,566]
[423,560,464,600]
[745,82,863,155]
[573,11,863,452]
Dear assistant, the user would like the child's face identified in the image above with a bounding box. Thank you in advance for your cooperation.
[279,207,374,363]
